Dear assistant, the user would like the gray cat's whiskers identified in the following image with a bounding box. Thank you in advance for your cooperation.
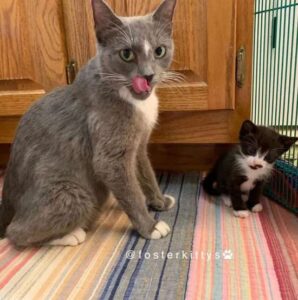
[98,72,128,83]
[98,72,131,89]
[159,71,186,84]
[159,83,185,99]
[158,72,192,99]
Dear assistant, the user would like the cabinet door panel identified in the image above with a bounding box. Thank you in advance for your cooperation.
[0,0,67,116]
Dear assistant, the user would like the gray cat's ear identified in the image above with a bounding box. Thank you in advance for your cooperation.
[91,0,123,44]
[153,0,177,24]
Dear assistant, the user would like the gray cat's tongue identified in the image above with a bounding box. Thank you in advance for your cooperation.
[132,76,151,94]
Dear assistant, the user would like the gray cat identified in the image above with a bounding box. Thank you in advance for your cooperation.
[0,0,178,247]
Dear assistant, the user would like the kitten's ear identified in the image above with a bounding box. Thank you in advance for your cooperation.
[279,135,298,151]
[153,0,177,25]
[239,120,257,138]
[91,0,123,44]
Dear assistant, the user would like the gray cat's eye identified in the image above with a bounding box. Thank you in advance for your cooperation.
[155,46,166,58]
[119,49,135,62]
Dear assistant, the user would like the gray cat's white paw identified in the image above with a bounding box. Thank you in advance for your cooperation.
[164,194,175,209]
[47,227,86,246]
[252,203,263,213]
[222,195,232,207]
[233,210,250,218]
[71,227,87,243]
[150,221,171,239]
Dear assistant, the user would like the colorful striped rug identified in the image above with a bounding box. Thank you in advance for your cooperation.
[0,172,297,300]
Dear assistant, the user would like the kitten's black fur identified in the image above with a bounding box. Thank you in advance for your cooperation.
[203,120,297,215]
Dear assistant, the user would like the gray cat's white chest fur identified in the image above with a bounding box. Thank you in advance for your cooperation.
[119,87,159,130]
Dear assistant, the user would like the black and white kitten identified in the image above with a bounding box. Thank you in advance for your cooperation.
[203,120,297,218]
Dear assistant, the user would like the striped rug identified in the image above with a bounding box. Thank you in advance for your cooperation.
[0,172,297,300]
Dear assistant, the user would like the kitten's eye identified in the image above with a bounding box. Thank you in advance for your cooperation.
[155,46,166,58]
[119,49,135,62]
[247,147,257,155]
[244,145,257,156]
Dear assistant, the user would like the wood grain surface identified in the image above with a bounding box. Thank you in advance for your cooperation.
[0,91,44,117]
[0,0,67,90]
[149,143,233,171]
[62,0,96,70]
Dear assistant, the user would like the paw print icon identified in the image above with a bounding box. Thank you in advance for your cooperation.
[222,249,233,260]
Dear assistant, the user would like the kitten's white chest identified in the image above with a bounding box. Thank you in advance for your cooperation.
[240,175,256,192]
[237,154,273,192]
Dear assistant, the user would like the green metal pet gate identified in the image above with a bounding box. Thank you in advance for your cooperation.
[252,0,298,214]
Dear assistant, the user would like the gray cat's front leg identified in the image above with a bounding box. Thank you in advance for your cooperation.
[137,146,175,211]
[96,159,170,239]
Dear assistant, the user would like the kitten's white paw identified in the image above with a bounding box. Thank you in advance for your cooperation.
[233,210,250,218]
[150,221,171,239]
[222,195,232,207]
[252,203,263,213]
[47,227,86,246]
[164,194,175,209]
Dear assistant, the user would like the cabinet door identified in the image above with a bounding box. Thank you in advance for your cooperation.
[0,0,67,118]
[152,0,253,143]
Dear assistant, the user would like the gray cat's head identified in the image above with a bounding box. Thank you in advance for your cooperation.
[92,0,177,100]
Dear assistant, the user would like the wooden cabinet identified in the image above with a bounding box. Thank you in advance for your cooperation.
[0,0,67,99]
[0,0,68,142]
[0,0,253,169]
